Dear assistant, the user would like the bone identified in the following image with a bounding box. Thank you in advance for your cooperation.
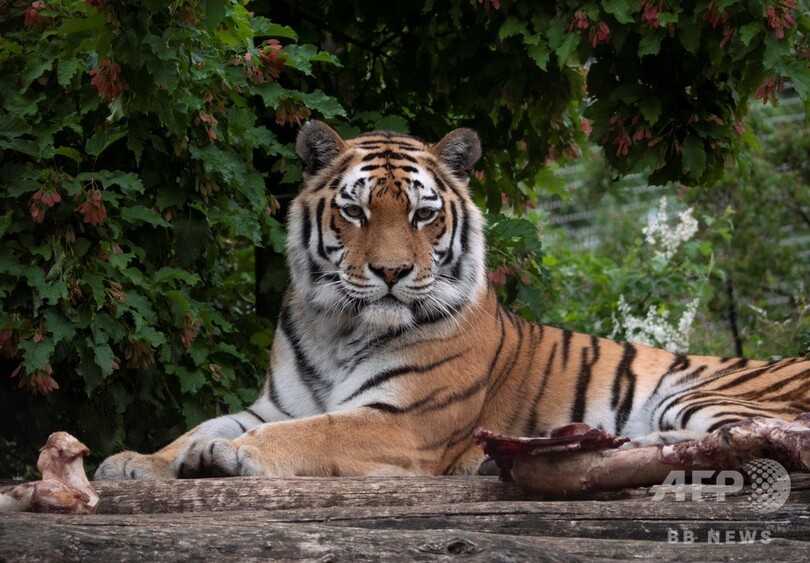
[474,414,810,497]
[0,432,98,514]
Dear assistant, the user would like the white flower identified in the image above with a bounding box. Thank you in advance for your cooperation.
[613,295,700,354]
[642,197,699,263]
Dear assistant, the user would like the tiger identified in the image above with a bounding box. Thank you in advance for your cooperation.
[95,121,810,480]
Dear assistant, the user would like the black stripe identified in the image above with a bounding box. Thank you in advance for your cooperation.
[265,367,294,419]
[561,329,573,369]
[339,326,407,372]
[315,198,328,260]
[527,341,557,434]
[443,201,458,266]
[706,417,744,432]
[308,258,339,284]
[502,323,544,435]
[340,351,465,405]
[450,207,469,280]
[312,157,351,192]
[570,336,601,423]
[232,418,248,432]
[487,312,523,398]
[279,306,328,412]
[361,150,418,163]
[484,306,507,382]
[367,375,487,416]
[612,343,637,434]
[644,354,683,401]
[245,407,267,424]
[301,203,312,250]
[711,365,775,392]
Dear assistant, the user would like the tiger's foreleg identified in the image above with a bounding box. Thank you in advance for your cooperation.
[94,400,286,480]
[171,408,437,478]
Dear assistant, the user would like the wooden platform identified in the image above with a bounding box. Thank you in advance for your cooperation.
[1,474,809,561]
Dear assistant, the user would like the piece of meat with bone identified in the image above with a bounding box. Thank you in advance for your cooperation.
[0,432,99,514]
[474,414,810,497]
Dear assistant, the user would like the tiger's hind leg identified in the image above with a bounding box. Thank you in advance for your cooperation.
[623,388,805,449]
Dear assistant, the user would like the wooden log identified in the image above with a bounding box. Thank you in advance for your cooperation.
[0,512,807,562]
[0,474,807,561]
[90,474,810,515]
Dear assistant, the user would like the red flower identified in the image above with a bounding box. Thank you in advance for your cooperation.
[181,315,202,349]
[767,1,796,40]
[642,2,661,29]
[754,75,785,105]
[23,1,47,29]
[567,10,589,31]
[581,119,592,135]
[258,39,285,81]
[74,189,107,226]
[275,99,312,127]
[89,59,129,99]
[703,3,728,28]
[477,0,500,11]
[589,22,611,48]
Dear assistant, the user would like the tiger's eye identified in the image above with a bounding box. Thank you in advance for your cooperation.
[415,207,437,221]
[343,205,364,219]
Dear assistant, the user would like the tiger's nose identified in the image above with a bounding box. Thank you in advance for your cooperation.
[368,264,414,287]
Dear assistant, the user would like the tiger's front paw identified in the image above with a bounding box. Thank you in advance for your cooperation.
[94,451,174,480]
[174,438,266,478]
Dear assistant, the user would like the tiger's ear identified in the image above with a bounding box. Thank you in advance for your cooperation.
[296,121,346,176]
[432,128,482,180]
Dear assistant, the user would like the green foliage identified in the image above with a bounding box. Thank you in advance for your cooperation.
[492,0,810,187]
[539,103,810,359]
[540,196,726,350]
[686,111,810,358]
[0,0,340,476]
[485,214,548,320]
[267,0,810,204]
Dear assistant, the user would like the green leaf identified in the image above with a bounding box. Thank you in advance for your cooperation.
[202,0,227,31]
[56,58,84,87]
[526,43,550,71]
[601,0,634,24]
[373,115,409,133]
[94,343,116,376]
[20,337,55,372]
[678,18,702,54]
[178,366,206,393]
[173,216,212,267]
[268,215,286,253]
[783,60,810,101]
[121,205,172,228]
[681,136,707,179]
[739,22,762,47]
[553,33,579,65]
[638,32,664,57]
[86,127,128,158]
[44,309,77,344]
[499,16,526,40]
[251,17,298,40]
[640,97,662,125]
[53,146,82,165]
[298,90,346,119]
[153,267,201,286]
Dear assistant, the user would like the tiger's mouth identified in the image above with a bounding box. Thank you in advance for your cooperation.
[359,293,415,330]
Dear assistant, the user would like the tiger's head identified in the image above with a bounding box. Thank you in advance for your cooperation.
[288,121,486,332]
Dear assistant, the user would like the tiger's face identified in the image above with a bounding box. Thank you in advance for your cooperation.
[288,122,486,332]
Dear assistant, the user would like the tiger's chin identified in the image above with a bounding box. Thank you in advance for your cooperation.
[359,298,415,332]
